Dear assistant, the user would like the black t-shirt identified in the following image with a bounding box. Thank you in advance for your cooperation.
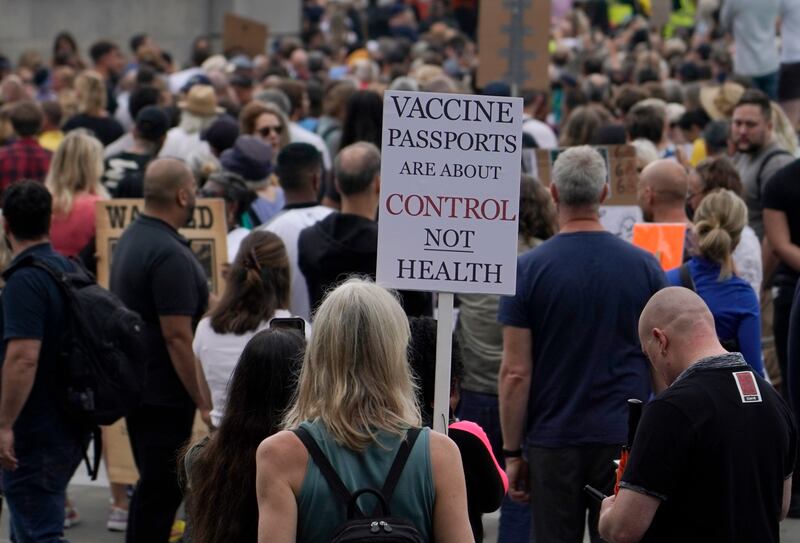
[621,354,797,543]
[110,215,208,407]
[763,158,800,286]
[63,113,125,146]
[103,151,152,198]
[0,244,73,440]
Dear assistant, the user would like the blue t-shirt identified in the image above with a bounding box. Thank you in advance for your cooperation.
[498,231,667,448]
[666,256,763,376]
[0,243,73,440]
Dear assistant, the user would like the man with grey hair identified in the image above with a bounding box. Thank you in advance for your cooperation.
[498,146,667,542]
[297,143,431,317]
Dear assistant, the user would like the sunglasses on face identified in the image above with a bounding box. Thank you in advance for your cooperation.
[258,125,283,137]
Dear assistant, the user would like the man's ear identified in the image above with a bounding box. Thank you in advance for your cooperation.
[550,183,559,204]
[599,183,609,204]
[177,187,189,207]
[311,172,320,194]
[653,328,668,356]
[374,174,381,194]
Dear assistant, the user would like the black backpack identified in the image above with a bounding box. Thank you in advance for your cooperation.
[293,426,427,543]
[3,255,147,478]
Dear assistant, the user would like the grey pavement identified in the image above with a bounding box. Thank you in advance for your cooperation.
[3,481,800,542]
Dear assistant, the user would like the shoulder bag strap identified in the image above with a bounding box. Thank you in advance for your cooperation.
[292,427,358,514]
[679,263,696,292]
[380,428,422,503]
[755,149,792,196]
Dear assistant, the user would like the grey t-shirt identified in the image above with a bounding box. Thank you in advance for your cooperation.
[733,142,794,240]
[456,237,539,395]
[720,0,780,77]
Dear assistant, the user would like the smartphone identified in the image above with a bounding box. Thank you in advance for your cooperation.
[583,485,607,503]
[270,317,306,336]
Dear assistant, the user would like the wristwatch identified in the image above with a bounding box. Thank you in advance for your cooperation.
[502,448,523,458]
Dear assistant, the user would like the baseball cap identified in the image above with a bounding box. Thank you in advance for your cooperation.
[201,115,240,154]
[135,106,170,142]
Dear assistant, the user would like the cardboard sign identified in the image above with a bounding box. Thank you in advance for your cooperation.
[376,91,522,295]
[477,0,550,90]
[95,199,228,295]
[631,223,686,270]
[600,205,643,241]
[650,0,672,28]
[223,13,268,57]
[103,412,209,485]
[533,145,638,206]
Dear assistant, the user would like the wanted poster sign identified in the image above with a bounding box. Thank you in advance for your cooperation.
[376,91,523,296]
[95,198,228,295]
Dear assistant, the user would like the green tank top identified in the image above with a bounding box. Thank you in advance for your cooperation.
[296,420,434,542]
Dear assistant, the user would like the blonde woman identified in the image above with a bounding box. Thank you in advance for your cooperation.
[46,131,109,257]
[256,279,473,543]
[63,70,123,145]
[666,189,763,375]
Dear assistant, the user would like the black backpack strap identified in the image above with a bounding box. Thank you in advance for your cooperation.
[85,427,102,480]
[755,149,792,195]
[380,428,421,503]
[678,263,696,292]
[293,427,357,513]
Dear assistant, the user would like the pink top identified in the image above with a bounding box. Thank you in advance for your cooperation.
[50,193,103,257]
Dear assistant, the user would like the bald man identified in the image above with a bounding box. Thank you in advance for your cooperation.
[110,158,211,543]
[599,287,796,543]
[637,159,691,223]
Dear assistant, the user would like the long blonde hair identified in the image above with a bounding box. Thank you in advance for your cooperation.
[693,189,747,281]
[771,102,799,156]
[45,131,108,215]
[74,70,107,115]
[283,279,420,450]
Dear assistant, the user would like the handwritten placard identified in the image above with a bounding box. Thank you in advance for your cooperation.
[376,91,522,295]
[534,145,638,206]
[631,223,687,270]
[95,198,228,295]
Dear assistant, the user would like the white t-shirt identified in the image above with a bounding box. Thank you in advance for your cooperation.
[227,227,251,263]
[522,116,558,149]
[193,309,310,427]
[159,127,211,162]
[262,205,334,320]
[289,123,332,170]
[781,0,800,64]
[733,225,763,298]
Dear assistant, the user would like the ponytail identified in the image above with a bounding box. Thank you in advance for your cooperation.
[692,189,747,281]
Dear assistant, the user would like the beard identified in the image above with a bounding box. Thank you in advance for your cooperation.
[184,199,196,228]
[736,139,763,155]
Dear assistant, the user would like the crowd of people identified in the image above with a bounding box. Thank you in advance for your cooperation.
[0,0,800,542]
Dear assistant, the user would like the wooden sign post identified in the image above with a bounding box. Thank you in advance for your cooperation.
[477,0,551,93]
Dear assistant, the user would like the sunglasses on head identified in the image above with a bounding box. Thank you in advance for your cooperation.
[258,125,283,137]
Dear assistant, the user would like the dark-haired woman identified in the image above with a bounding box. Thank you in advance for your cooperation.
[339,89,383,149]
[186,328,305,543]
[193,230,307,428]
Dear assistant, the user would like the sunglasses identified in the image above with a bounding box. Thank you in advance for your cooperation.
[258,125,283,137]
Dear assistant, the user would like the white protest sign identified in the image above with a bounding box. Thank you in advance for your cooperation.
[376,90,523,296]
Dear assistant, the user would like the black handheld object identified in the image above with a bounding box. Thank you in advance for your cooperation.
[583,485,607,503]
[270,317,306,336]
[626,399,643,450]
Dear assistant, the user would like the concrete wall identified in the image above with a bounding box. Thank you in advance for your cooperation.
[0,0,301,68]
